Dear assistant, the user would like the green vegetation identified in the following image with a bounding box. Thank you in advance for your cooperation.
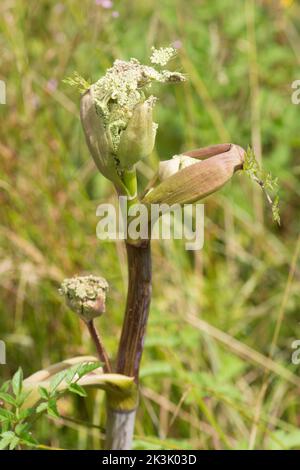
[0,362,101,449]
[1,0,300,450]
[243,147,281,225]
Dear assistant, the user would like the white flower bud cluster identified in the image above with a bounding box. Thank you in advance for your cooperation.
[79,47,186,186]
[150,46,176,66]
[91,49,185,152]
[59,275,109,322]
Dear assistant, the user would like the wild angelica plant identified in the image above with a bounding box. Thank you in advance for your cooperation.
[70,48,246,449]
[1,48,280,451]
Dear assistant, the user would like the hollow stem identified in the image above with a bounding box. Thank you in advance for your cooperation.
[116,240,152,380]
[105,240,151,450]
[105,168,152,449]
[105,407,136,450]
[86,319,112,373]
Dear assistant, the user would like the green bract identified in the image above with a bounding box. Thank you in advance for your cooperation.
[117,99,157,169]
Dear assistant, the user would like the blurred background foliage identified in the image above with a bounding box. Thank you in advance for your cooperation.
[0,0,300,450]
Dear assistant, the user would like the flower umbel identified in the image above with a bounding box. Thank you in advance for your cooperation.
[76,48,185,192]
[150,46,176,66]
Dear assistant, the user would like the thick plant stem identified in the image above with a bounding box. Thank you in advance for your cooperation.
[104,240,151,450]
[116,240,152,379]
[86,320,112,373]
[105,407,137,450]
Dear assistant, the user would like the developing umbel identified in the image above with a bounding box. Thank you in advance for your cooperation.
[77,48,185,192]
[59,275,109,322]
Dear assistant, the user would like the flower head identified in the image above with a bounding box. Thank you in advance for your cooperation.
[90,55,184,154]
[150,46,176,66]
[78,48,185,190]
[59,275,109,322]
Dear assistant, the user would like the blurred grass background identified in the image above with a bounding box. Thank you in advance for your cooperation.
[0,0,300,450]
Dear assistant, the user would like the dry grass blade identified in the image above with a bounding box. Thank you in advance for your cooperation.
[186,314,300,388]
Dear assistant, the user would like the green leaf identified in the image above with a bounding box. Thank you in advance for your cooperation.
[47,399,60,418]
[38,386,49,400]
[63,72,91,94]
[0,431,16,450]
[12,368,23,398]
[0,392,17,407]
[65,366,79,385]
[36,402,48,414]
[0,381,10,393]
[15,422,30,436]
[272,195,281,225]
[18,407,35,420]
[65,362,100,385]
[1,421,10,433]
[68,383,87,397]
[76,362,101,380]
[9,435,20,450]
[243,147,281,225]
[50,370,68,394]
[15,390,32,408]
[0,407,15,421]
[20,433,38,447]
